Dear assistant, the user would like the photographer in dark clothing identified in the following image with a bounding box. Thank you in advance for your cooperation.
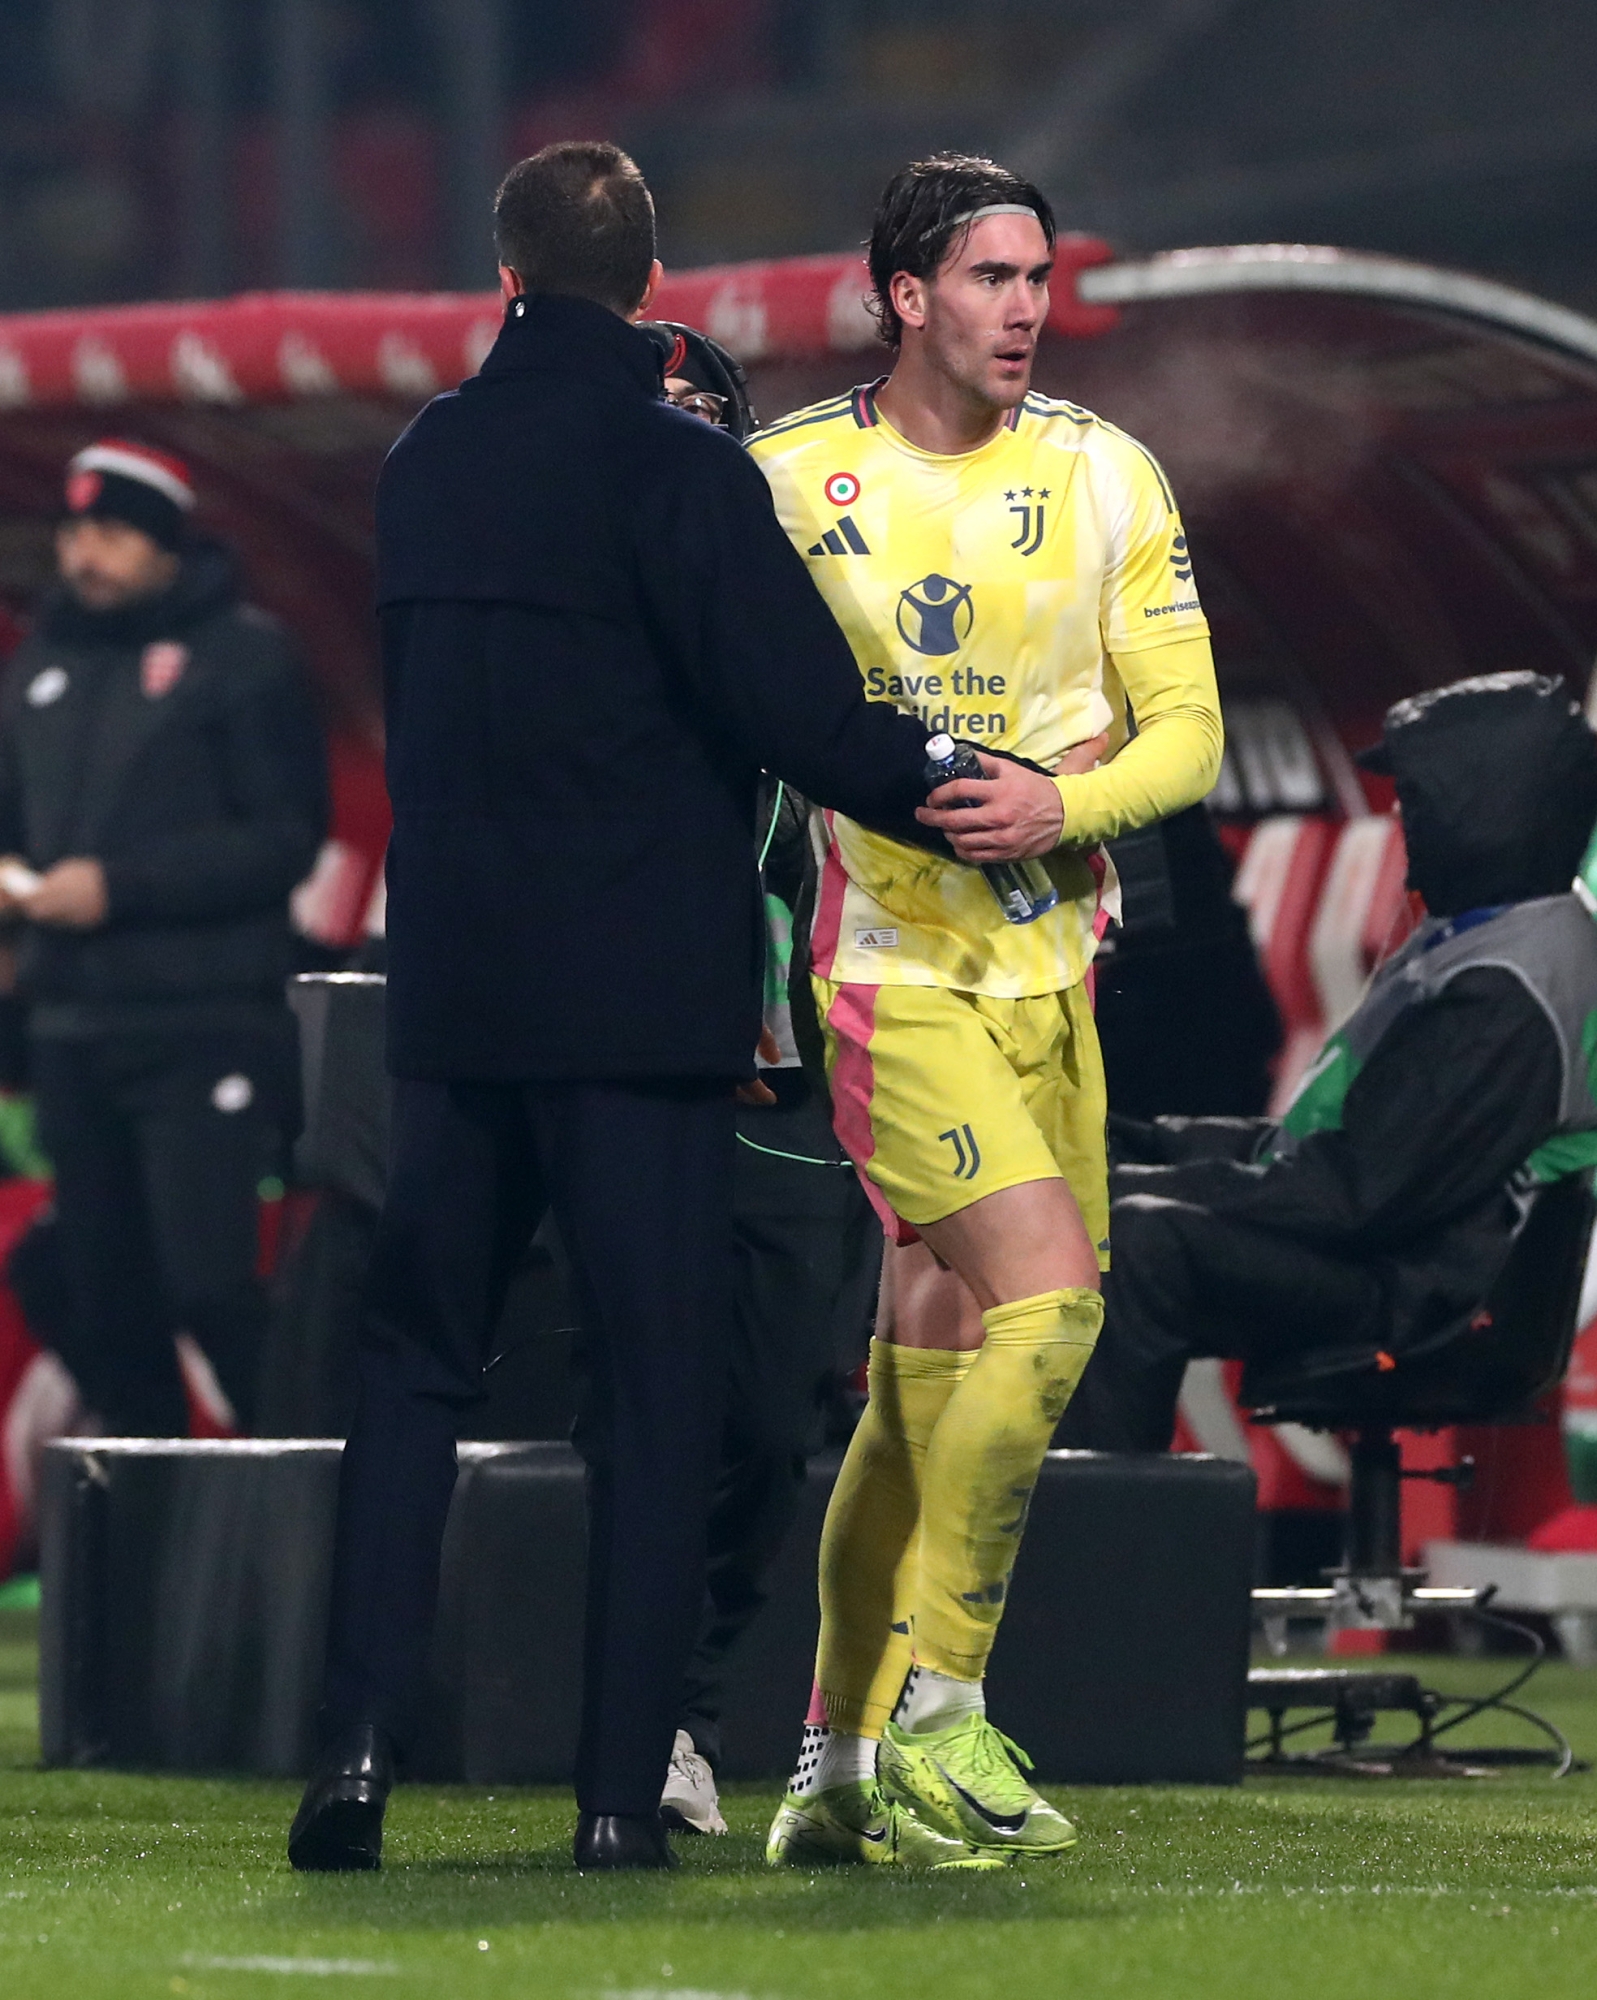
[1058,673,1597,1453]
[0,440,327,1435]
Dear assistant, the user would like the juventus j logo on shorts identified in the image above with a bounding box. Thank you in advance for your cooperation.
[939,1123,982,1180]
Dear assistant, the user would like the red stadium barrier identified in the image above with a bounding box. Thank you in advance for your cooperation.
[0,240,1116,414]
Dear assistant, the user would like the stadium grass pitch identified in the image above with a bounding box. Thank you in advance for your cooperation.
[3,1603,1596,2000]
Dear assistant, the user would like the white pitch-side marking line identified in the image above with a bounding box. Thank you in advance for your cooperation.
[180,1957,399,1976]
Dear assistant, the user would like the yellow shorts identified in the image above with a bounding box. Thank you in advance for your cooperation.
[814,975,1109,1266]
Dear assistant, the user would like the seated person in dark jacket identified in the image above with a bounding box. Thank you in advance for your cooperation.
[1057,672,1597,1452]
[0,439,327,1434]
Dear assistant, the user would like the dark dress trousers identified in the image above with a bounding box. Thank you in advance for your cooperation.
[326,292,939,1815]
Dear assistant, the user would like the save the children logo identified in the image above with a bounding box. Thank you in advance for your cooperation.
[896,574,974,656]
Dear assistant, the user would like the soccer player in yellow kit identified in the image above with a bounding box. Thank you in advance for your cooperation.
[750,155,1223,1866]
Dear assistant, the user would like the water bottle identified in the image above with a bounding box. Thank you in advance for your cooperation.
[923,734,1059,925]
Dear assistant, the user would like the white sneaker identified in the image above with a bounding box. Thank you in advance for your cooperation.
[660,1728,728,1835]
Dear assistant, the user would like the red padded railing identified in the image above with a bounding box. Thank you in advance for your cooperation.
[0,238,1118,413]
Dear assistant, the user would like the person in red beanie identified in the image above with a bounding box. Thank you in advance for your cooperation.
[0,438,327,1435]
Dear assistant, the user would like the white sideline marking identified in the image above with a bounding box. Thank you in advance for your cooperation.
[180,1956,399,1976]
[1116,1883,1597,1900]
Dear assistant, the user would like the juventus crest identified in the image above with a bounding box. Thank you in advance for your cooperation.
[1005,485,1050,557]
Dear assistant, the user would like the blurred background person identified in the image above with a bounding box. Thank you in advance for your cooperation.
[637,321,886,1835]
[0,439,327,1436]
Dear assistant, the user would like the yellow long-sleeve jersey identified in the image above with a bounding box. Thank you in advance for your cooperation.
[749,380,1224,996]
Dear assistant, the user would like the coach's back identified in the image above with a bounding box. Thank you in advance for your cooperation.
[377,291,930,1083]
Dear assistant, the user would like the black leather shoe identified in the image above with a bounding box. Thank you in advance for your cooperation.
[288,1723,395,1872]
[572,1811,679,1870]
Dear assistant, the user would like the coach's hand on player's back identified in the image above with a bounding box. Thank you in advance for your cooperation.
[918,751,1065,861]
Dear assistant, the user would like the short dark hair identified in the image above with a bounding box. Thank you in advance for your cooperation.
[867,154,1056,347]
[493,141,657,317]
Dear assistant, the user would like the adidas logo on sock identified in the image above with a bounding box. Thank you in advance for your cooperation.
[807,515,870,556]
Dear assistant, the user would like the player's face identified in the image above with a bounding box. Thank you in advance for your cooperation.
[897,212,1053,411]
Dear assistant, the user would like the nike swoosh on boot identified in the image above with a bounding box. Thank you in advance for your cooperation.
[937,1763,1028,1834]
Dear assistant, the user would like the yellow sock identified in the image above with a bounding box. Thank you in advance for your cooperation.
[912,1287,1104,1682]
[815,1338,975,1737]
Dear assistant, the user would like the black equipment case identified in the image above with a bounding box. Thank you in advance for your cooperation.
[39,1438,1253,1784]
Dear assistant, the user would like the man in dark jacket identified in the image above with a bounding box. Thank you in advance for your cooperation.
[1057,672,1597,1453]
[288,142,948,1875]
[0,438,327,1435]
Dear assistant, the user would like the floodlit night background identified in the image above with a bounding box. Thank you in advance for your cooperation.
[0,0,1592,310]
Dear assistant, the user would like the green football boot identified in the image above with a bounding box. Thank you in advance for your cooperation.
[879,1714,1078,1857]
[765,1778,1004,1869]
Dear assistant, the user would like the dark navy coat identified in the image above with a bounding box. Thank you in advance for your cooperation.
[0,543,326,1030]
[376,293,935,1080]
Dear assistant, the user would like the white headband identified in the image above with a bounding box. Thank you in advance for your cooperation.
[949,203,1042,229]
